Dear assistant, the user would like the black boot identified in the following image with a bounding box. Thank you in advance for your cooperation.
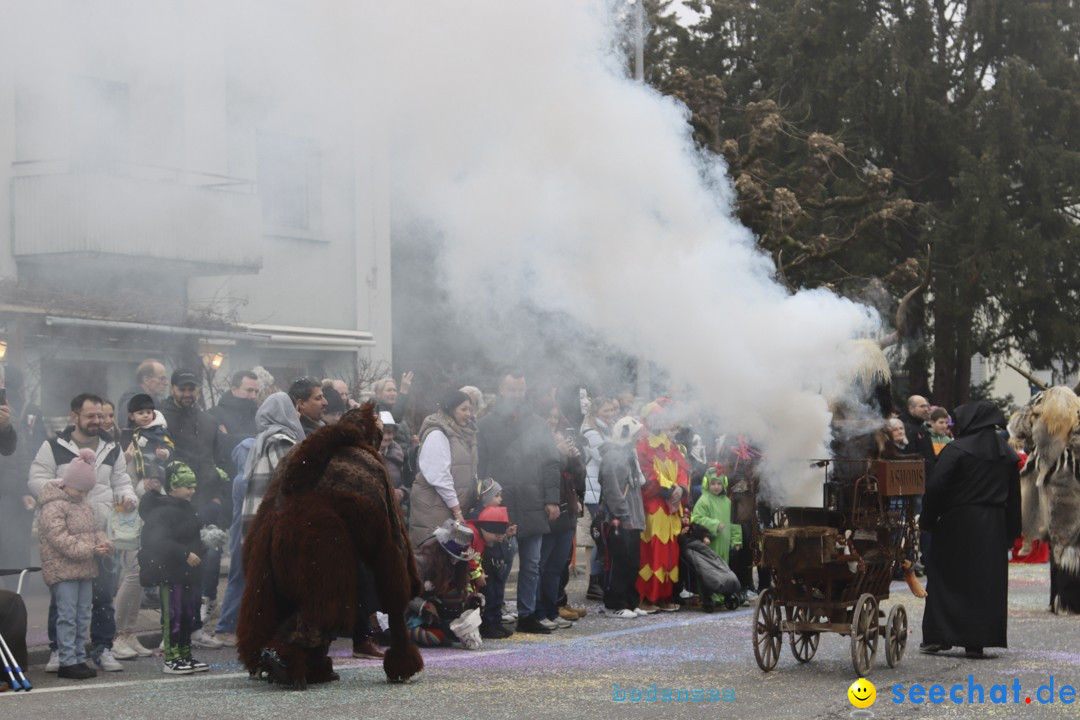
[586,575,604,601]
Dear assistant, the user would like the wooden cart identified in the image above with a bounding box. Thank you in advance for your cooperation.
[752,459,924,677]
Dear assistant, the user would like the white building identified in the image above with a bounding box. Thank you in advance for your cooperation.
[0,1,391,416]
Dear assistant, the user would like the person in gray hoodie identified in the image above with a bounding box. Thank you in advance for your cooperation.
[598,416,647,618]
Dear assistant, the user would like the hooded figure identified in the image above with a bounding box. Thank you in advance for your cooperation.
[921,401,1021,657]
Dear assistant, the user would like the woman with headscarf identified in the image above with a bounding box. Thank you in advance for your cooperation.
[408,389,479,547]
[920,401,1021,659]
[239,392,305,538]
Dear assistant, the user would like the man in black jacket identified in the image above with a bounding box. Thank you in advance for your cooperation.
[208,370,259,475]
[478,371,560,634]
[899,394,935,574]
[159,369,226,646]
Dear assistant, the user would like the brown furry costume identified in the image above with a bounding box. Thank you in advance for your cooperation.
[237,403,424,688]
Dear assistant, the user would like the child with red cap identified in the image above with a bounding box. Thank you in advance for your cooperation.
[467,478,516,639]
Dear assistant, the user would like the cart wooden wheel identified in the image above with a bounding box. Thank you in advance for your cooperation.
[788,605,820,663]
[885,604,908,668]
[849,593,879,677]
[753,588,783,671]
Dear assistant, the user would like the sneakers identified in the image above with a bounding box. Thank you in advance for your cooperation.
[516,615,553,634]
[610,609,639,619]
[501,603,518,623]
[58,662,98,680]
[163,658,196,675]
[211,632,238,648]
[110,637,138,660]
[659,601,680,612]
[633,607,649,616]
[119,634,155,657]
[94,649,124,672]
[637,602,660,614]
[185,656,210,672]
[352,637,385,659]
[191,629,224,649]
[45,650,60,672]
[551,616,573,629]
[537,618,560,631]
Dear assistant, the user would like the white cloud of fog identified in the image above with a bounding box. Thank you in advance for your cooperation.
[362,1,881,503]
[3,0,883,503]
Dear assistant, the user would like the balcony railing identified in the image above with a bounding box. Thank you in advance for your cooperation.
[12,161,263,274]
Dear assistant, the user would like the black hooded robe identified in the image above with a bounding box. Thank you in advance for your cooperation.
[921,402,1021,650]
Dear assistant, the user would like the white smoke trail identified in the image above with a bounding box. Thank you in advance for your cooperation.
[364,1,881,504]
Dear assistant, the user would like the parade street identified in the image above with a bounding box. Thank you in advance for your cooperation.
[3,563,1076,719]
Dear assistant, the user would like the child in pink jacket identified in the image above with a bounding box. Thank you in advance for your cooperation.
[38,448,113,680]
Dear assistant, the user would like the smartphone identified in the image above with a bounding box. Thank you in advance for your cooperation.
[562,427,577,440]
[0,388,7,406]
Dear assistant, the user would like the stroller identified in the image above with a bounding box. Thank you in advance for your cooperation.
[0,567,39,691]
[681,536,743,611]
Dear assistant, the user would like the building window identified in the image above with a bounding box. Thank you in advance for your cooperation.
[256,130,321,233]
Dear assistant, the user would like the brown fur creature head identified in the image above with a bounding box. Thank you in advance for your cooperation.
[341,401,382,447]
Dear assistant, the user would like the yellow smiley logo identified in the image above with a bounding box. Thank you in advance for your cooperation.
[848,678,876,708]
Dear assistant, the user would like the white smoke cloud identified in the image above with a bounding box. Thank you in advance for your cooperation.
[3,0,884,504]
[363,1,881,503]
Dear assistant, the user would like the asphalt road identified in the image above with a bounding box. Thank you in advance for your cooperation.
[3,563,1077,719]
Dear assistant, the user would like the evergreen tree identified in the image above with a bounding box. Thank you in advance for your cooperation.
[656,0,1080,407]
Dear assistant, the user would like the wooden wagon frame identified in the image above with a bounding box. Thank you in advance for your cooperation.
[752,459,924,677]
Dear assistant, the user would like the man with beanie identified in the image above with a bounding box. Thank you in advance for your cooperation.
[322,382,347,424]
[478,370,561,635]
[29,393,136,673]
[159,370,227,646]
[208,370,260,476]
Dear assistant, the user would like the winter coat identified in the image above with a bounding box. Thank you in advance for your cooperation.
[208,392,258,475]
[549,449,585,535]
[128,412,174,482]
[29,429,137,530]
[690,474,743,564]
[382,440,406,490]
[160,396,225,505]
[37,482,107,586]
[478,404,560,539]
[581,419,611,505]
[138,491,204,587]
[409,412,478,546]
[0,400,38,501]
[598,442,646,531]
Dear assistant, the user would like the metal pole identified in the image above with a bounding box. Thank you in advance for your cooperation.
[633,0,645,82]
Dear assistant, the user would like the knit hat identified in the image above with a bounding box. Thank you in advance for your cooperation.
[62,448,97,492]
[476,477,502,507]
[127,393,155,414]
[165,461,197,492]
[475,505,510,535]
[323,386,346,415]
[432,519,475,562]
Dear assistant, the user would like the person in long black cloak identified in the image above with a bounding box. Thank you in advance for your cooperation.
[920,401,1021,658]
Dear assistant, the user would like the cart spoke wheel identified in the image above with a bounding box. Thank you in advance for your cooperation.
[885,604,908,668]
[753,588,783,672]
[849,593,879,677]
[788,605,820,663]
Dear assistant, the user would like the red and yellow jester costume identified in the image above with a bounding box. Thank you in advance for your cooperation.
[635,400,690,605]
